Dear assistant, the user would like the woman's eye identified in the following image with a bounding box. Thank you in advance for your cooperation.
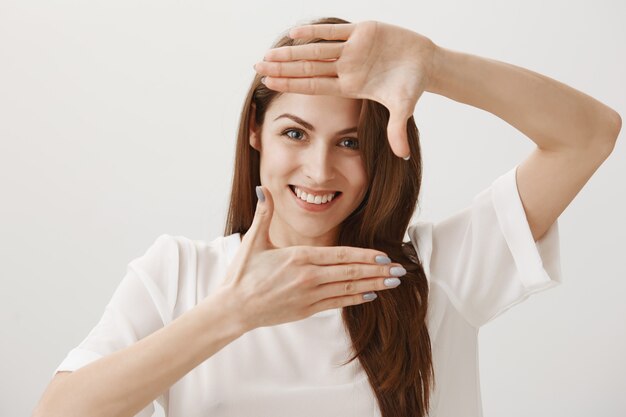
[339,138,359,150]
[282,128,305,141]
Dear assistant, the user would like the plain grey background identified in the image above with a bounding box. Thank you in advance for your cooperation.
[1,1,624,416]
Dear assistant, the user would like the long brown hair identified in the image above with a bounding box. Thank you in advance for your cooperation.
[224,17,434,417]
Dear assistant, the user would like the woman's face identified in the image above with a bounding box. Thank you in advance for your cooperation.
[249,93,368,247]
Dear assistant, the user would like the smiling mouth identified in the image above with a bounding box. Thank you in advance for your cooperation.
[288,185,343,204]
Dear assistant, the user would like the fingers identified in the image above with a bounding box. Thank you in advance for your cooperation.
[288,23,355,41]
[306,292,377,314]
[294,245,390,267]
[262,76,343,97]
[254,60,337,78]
[305,277,396,314]
[305,272,404,315]
[310,262,406,286]
[311,275,402,302]
[263,43,344,62]
[255,42,344,96]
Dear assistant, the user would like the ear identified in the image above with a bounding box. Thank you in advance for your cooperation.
[249,103,262,152]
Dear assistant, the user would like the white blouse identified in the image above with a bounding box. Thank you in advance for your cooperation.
[54,164,562,417]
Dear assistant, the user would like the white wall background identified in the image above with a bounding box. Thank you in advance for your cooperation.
[1,0,624,416]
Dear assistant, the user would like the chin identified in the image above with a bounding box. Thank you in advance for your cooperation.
[291,223,333,237]
[289,219,340,240]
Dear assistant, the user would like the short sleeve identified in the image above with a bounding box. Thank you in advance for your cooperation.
[53,234,181,416]
[407,165,563,328]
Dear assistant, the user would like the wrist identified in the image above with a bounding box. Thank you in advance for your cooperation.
[425,43,449,95]
[199,285,251,339]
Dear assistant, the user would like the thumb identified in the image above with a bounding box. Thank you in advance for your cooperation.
[243,185,275,249]
[386,111,411,160]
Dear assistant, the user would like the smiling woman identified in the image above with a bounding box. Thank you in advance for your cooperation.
[246,93,369,247]
[222,18,435,416]
[32,13,620,417]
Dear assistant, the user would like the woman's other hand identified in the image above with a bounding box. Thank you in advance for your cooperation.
[253,21,438,159]
[218,186,406,332]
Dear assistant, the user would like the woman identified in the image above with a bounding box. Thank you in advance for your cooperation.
[33,17,620,417]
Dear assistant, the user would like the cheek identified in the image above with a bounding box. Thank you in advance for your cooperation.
[260,144,294,177]
[344,159,368,189]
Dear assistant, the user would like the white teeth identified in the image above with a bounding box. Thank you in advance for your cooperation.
[293,186,337,205]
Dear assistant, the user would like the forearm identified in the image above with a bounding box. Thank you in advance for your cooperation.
[425,45,621,150]
[33,287,246,417]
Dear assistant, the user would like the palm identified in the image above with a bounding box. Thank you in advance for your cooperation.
[254,21,435,159]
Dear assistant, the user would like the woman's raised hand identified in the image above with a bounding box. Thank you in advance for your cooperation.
[218,186,406,331]
[253,21,437,160]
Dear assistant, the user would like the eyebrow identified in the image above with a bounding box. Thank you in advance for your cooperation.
[273,113,358,135]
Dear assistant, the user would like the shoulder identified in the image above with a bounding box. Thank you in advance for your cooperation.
[127,233,237,319]
[127,233,231,290]
[132,233,231,262]
[128,234,181,280]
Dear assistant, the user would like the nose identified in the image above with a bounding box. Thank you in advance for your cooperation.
[302,141,336,184]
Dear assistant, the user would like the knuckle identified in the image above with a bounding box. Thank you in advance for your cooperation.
[309,78,317,95]
[324,266,334,282]
[343,281,355,295]
[354,294,366,305]
[287,247,299,263]
[296,267,314,286]
[343,264,357,279]
[314,45,322,59]
[336,247,348,262]
[304,60,313,76]
[289,246,306,264]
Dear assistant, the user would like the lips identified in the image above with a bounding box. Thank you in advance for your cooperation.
[288,184,341,196]
[287,184,343,212]
[288,185,342,199]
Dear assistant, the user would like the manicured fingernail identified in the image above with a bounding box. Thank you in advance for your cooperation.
[375,255,391,264]
[260,76,267,84]
[363,292,377,301]
[384,278,401,288]
[255,186,265,202]
[390,266,406,277]
[403,154,410,160]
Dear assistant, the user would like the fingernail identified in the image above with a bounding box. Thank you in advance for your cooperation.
[260,76,267,84]
[384,278,401,288]
[256,186,265,202]
[375,255,391,264]
[390,266,406,277]
[363,292,377,301]
[403,154,410,160]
